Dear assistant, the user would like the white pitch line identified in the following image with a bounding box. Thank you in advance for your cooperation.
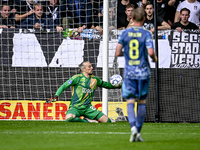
[1,131,199,135]
[1,131,130,135]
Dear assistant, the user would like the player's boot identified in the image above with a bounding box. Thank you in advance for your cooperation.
[83,117,98,123]
[136,134,145,142]
[129,126,138,142]
[111,119,116,123]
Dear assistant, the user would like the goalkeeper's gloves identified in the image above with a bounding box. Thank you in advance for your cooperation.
[46,95,58,103]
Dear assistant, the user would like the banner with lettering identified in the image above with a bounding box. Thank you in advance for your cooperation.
[0,100,127,120]
[1,29,200,68]
[168,30,200,68]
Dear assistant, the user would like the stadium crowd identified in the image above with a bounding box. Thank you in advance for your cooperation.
[0,0,200,33]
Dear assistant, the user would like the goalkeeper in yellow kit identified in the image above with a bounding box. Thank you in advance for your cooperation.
[46,61,119,123]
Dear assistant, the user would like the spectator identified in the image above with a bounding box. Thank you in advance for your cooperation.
[0,3,16,28]
[167,0,184,25]
[147,0,176,25]
[93,7,116,34]
[174,0,200,27]
[92,0,103,19]
[61,0,93,30]
[20,3,62,32]
[124,4,135,28]
[1,0,17,14]
[171,7,199,32]
[45,0,63,32]
[107,6,117,31]
[156,0,169,22]
[143,1,171,33]
[14,0,36,26]
[134,0,148,7]
[117,0,138,29]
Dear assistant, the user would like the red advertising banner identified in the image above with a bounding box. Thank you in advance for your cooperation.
[0,100,127,120]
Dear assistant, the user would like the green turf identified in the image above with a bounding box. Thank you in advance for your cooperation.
[1,121,200,150]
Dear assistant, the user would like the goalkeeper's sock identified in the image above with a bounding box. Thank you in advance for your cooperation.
[66,117,88,123]
[106,118,111,123]
[136,104,146,133]
[127,103,136,128]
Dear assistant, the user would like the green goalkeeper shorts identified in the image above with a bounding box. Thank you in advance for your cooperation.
[66,104,104,120]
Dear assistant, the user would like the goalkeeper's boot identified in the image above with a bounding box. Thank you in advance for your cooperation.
[83,117,98,123]
[136,134,145,142]
[111,119,116,123]
[129,126,138,142]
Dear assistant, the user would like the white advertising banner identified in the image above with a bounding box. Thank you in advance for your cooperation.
[11,30,200,68]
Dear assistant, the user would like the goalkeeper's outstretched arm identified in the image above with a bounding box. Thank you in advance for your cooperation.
[46,79,73,103]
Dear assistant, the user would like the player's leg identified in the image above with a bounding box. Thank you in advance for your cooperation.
[97,114,111,123]
[127,99,138,142]
[135,78,150,142]
[135,99,146,142]
[122,79,138,142]
[65,107,88,122]
[127,99,136,128]
[84,105,111,123]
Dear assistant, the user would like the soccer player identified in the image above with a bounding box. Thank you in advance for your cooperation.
[115,7,157,142]
[46,61,119,123]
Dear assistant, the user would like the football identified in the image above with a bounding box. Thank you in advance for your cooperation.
[110,74,123,87]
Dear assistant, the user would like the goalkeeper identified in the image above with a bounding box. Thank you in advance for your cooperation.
[46,61,119,123]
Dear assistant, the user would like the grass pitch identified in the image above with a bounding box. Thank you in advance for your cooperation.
[1,121,200,150]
